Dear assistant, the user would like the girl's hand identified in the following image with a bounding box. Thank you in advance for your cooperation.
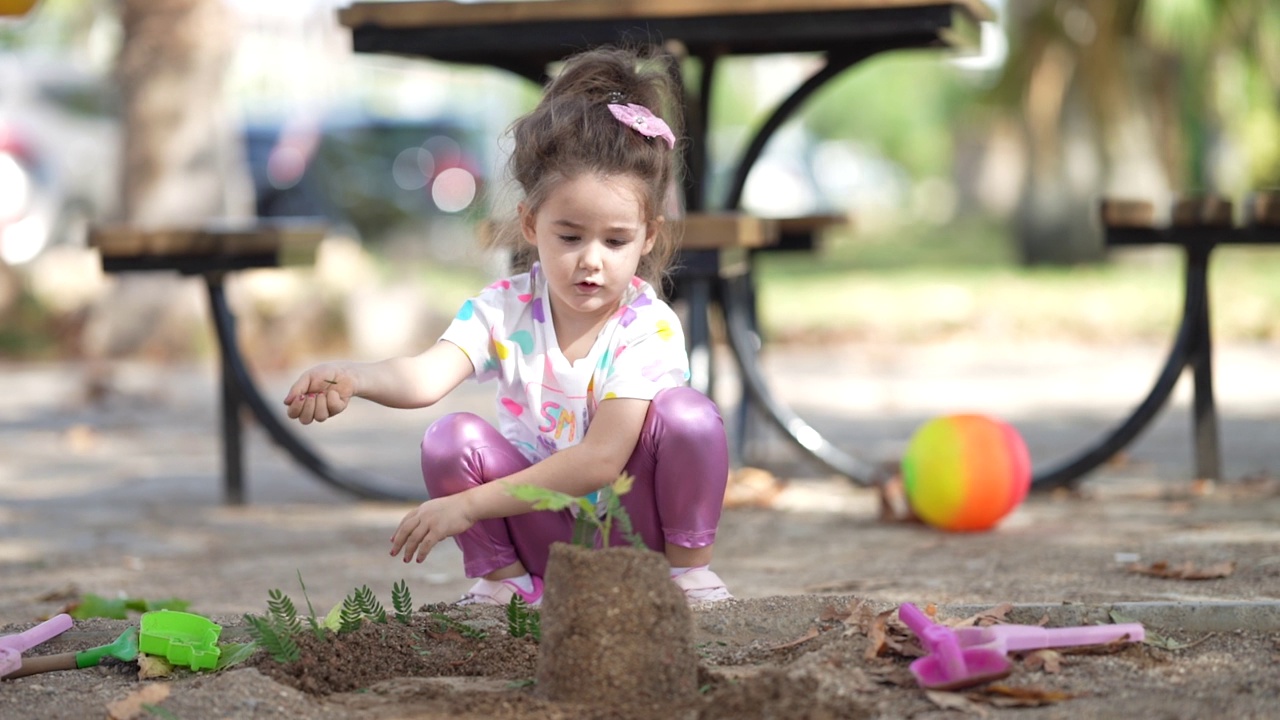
[283,364,356,424]
[390,495,475,564]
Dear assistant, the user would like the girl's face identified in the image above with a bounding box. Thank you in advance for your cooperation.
[521,172,658,329]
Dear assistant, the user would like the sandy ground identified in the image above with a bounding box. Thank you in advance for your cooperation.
[2,339,1278,718]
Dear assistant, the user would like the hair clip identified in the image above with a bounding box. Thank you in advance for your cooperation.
[606,90,625,104]
[608,103,676,149]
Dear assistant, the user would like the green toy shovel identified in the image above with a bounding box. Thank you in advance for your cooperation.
[1,627,139,679]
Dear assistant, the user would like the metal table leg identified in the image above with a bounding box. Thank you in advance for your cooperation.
[1031,250,1211,488]
[204,275,418,503]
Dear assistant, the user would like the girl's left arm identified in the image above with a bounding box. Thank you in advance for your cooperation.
[469,397,650,517]
[389,398,649,563]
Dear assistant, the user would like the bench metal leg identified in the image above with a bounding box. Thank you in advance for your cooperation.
[1031,250,1210,489]
[1187,244,1222,480]
[217,328,246,505]
[721,273,887,485]
[203,275,417,503]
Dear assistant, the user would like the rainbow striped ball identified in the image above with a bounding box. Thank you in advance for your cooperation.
[901,414,1031,532]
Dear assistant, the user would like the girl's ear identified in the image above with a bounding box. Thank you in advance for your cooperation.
[518,202,538,246]
[642,216,663,256]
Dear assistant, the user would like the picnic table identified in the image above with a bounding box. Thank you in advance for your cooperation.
[339,0,992,487]
[90,221,417,504]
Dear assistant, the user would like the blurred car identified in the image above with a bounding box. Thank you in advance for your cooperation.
[242,111,488,246]
[0,53,121,265]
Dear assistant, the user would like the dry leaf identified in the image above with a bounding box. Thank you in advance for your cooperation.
[978,683,1077,707]
[1127,560,1236,580]
[722,467,787,509]
[767,626,820,651]
[137,653,173,680]
[1022,649,1062,673]
[953,603,1015,628]
[35,584,79,603]
[877,474,921,524]
[106,683,170,720]
[926,690,989,716]
[864,608,895,660]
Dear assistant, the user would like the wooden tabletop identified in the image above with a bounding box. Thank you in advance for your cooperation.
[340,0,992,75]
[339,0,994,29]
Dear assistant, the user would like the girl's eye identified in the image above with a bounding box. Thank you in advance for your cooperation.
[558,235,580,243]
[607,238,630,248]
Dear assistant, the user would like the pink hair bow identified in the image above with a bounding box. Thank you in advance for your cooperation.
[608,103,676,149]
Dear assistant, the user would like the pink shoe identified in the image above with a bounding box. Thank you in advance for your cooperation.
[457,575,544,607]
[672,568,732,604]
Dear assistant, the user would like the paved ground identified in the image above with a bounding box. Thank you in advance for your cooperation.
[2,338,1279,628]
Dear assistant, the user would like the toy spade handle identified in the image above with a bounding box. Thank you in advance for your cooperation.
[999,623,1146,652]
[0,614,73,653]
[1,652,77,679]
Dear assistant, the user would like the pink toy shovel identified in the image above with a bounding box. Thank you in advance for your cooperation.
[898,603,1145,691]
[0,614,73,678]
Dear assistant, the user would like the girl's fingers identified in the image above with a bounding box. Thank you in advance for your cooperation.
[299,394,317,425]
[313,394,330,422]
[326,388,345,415]
[413,534,436,564]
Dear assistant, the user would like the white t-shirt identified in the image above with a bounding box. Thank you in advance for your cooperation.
[441,262,690,463]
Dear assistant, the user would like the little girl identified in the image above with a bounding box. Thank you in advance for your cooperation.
[283,46,731,606]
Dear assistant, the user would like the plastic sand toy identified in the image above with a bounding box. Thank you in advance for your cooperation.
[139,610,223,670]
[898,603,1144,690]
[0,613,73,678]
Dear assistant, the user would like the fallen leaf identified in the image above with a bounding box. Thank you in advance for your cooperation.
[864,608,895,660]
[926,690,989,716]
[767,626,820,651]
[107,683,170,720]
[977,683,1077,707]
[953,603,1015,628]
[35,584,79,603]
[723,467,787,509]
[822,599,877,638]
[137,654,173,680]
[1127,560,1236,580]
[1022,649,1061,673]
[877,474,922,524]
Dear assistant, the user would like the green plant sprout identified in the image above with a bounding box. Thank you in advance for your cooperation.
[338,585,388,634]
[507,472,645,550]
[244,577,415,663]
[392,580,414,625]
[295,571,326,640]
[243,613,302,664]
[506,595,541,641]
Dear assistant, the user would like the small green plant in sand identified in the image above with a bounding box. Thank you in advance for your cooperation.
[507,472,646,549]
[506,594,541,641]
[244,575,416,663]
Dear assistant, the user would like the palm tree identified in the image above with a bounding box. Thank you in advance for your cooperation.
[991,0,1279,264]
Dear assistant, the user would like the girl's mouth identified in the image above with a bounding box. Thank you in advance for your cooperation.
[575,281,602,294]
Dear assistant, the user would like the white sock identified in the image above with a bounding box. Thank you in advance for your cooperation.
[670,564,709,578]
[502,573,535,593]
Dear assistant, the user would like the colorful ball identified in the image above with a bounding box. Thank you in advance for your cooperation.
[901,414,1031,532]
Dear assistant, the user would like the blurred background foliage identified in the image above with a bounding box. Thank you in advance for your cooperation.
[0,0,1278,363]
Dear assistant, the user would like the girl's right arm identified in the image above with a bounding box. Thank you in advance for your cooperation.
[283,340,474,424]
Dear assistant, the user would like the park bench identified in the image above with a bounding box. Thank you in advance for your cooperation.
[1030,191,1280,489]
[90,220,420,505]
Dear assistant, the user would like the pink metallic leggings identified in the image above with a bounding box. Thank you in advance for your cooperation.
[420,386,729,578]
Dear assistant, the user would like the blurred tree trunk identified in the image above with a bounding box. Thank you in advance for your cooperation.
[116,0,252,222]
[83,0,253,397]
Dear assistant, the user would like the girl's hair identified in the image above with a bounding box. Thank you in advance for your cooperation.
[489,45,684,291]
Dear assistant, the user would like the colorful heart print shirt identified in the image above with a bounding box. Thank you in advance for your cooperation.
[441,262,690,463]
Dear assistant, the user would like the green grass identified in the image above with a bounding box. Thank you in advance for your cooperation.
[753,216,1280,344]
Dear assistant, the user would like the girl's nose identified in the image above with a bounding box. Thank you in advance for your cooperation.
[579,240,603,269]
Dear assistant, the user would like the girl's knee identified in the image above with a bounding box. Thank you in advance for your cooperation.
[421,412,489,495]
[652,386,723,432]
